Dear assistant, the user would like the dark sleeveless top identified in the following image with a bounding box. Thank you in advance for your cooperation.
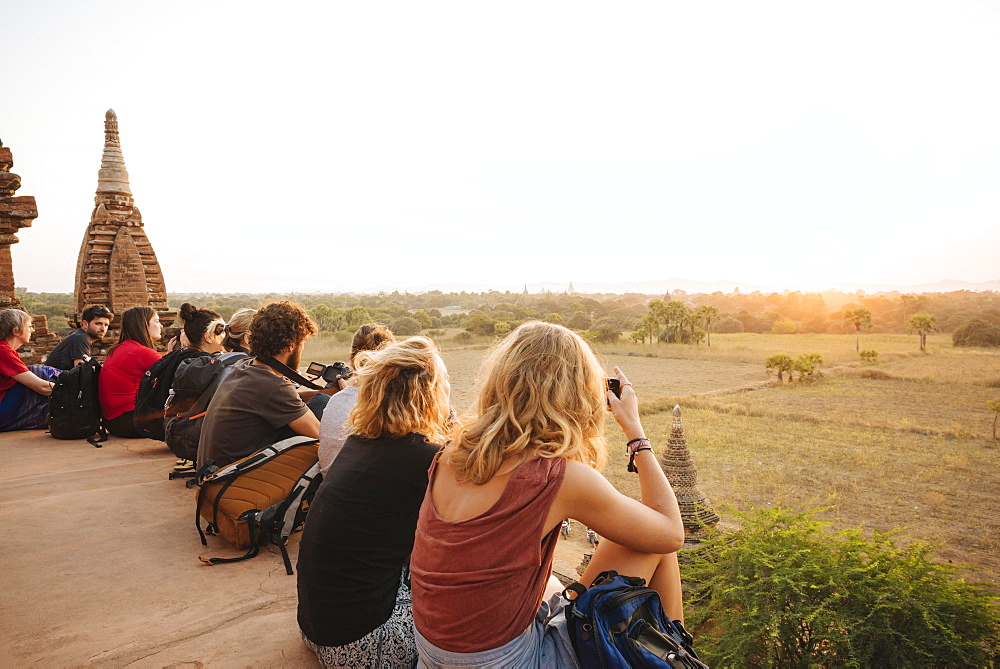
[297,432,441,646]
[410,454,567,653]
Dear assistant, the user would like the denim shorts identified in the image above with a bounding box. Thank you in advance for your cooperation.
[414,593,579,669]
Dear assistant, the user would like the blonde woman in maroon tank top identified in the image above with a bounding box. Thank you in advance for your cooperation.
[409,321,686,667]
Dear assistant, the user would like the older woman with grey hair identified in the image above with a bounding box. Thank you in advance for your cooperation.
[0,309,61,432]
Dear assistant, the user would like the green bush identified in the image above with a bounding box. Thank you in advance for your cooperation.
[953,319,1000,347]
[684,506,1000,668]
[860,349,879,363]
[453,331,473,344]
[389,316,421,336]
[793,352,823,379]
[765,353,794,382]
[462,313,496,336]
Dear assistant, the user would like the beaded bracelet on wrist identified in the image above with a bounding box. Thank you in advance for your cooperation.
[626,438,652,473]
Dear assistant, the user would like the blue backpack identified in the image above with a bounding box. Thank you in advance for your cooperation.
[564,570,707,668]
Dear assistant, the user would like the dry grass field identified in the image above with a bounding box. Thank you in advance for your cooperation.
[304,330,1000,587]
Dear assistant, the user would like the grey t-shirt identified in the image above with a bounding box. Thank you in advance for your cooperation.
[317,385,358,476]
[45,329,93,370]
[198,358,310,468]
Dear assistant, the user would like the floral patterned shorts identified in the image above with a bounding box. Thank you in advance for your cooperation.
[302,571,417,669]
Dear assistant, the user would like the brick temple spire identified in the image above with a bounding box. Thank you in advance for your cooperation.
[0,138,38,310]
[660,404,720,541]
[0,139,60,363]
[72,110,171,330]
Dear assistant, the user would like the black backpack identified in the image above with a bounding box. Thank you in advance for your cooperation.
[164,352,247,462]
[47,358,107,446]
[134,348,210,441]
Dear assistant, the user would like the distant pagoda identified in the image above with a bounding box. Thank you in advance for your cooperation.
[660,404,720,546]
[71,110,172,333]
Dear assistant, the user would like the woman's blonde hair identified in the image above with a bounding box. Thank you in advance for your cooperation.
[348,336,450,441]
[224,308,256,350]
[446,321,608,484]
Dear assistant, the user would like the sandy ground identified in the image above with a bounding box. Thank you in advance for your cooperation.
[0,429,592,667]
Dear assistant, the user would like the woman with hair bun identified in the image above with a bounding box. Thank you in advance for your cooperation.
[297,336,451,668]
[178,303,226,354]
[223,308,256,354]
[98,306,163,437]
[317,323,396,475]
[409,321,685,667]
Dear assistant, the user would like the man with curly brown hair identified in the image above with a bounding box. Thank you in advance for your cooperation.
[197,301,333,468]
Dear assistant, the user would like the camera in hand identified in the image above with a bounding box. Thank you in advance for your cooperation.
[306,361,353,388]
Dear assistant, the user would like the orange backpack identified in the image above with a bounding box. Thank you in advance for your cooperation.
[195,435,322,574]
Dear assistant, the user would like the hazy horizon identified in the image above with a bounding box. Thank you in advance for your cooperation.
[15,275,1000,298]
[4,1,999,295]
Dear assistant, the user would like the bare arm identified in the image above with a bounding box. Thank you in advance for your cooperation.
[554,460,684,554]
[607,366,682,522]
[12,370,55,397]
[298,376,354,401]
[546,366,684,553]
[287,411,321,439]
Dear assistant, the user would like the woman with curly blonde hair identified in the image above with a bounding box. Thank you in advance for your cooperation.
[410,321,685,667]
[317,323,397,475]
[297,336,451,668]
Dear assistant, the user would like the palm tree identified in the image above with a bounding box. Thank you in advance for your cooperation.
[642,313,660,345]
[989,399,1000,440]
[843,308,873,352]
[907,313,937,352]
[765,353,794,382]
[664,301,689,343]
[696,305,720,346]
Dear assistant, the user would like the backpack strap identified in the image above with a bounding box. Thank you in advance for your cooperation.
[186,357,240,416]
[194,461,220,544]
[256,356,324,390]
[197,445,321,575]
[86,423,108,448]
[199,509,263,567]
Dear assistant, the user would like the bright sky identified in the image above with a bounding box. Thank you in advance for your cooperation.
[4,1,999,294]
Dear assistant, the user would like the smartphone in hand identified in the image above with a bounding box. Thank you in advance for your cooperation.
[606,377,622,404]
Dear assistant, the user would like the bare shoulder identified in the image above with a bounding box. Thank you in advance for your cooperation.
[559,459,620,504]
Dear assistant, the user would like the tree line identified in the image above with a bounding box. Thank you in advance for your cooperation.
[15,286,1000,347]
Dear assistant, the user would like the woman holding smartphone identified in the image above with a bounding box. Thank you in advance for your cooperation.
[409,321,685,667]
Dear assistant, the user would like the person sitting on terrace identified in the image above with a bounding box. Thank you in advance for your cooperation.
[178,303,226,355]
[317,323,396,475]
[98,307,163,438]
[222,308,256,354]
[409,322,686,667]
[198,301,335,469]
[44,304,112,370]
[298,337,451,668]
[0,309,60,432]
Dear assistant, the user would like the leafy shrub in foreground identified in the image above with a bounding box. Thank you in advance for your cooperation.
[684,506,1000,668]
